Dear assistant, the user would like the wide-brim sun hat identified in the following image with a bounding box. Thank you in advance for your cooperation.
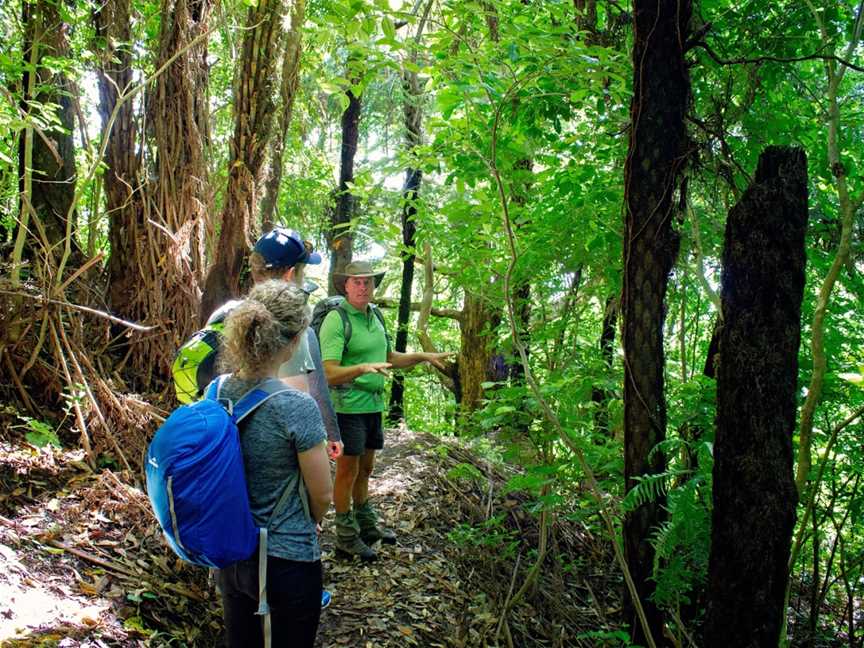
[333,261,385,295]
[254,227,322,269]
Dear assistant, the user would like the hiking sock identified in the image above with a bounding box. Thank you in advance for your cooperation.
[354,500,397,545]
[335,511,377,561]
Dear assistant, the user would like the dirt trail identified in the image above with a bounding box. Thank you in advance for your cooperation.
[0,428,503,647]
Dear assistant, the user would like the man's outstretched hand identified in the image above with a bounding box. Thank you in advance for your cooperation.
[424,352,454,372]
[362,362,392,376]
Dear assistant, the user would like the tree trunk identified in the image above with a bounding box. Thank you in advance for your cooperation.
[259,0,305,231]
[387,68,423,424]
[573,0,597,33]
[703,146,807,648]
[458,291,499,416]
[200,0,284,322]
[21,0,79,266]
[591,294,618,437]
[94,0,147,320]
[149,0,213,354]
[326,86,361,294]
[621,0,690,643]
[151,0,213,283]
[507,157,533,388]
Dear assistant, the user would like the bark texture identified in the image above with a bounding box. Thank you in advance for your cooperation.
[703,146,807,648]
[21,0,79,265]
[151,0,212,281]
[150,0,213,353]
[621,0,690,642]
[458,291,500,415]
[94,0,147,319]
[259,0,305,231]
[200,0,284,322]
[327,87,361,295]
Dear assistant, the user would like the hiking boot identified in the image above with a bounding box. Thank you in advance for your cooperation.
[335,511,377,562]
[355,500,397,546]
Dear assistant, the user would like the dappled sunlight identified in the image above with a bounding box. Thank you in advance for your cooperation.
[0,550,109,641]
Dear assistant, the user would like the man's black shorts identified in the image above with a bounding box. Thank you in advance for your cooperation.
[337,412,384,456]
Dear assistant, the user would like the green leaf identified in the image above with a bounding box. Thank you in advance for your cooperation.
[381,17,396,41]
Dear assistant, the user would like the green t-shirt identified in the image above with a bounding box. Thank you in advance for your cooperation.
[318,301,391,414]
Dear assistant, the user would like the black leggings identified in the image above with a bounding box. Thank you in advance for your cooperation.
[217,555,322,648]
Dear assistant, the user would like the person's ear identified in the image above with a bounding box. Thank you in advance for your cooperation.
[282,267,296,282]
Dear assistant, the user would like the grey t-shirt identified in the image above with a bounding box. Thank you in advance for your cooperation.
[277,329,341,445]
[221,377,326,562]
[278,328,316,376]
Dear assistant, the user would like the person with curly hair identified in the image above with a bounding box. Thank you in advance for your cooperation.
[216,280,332,648]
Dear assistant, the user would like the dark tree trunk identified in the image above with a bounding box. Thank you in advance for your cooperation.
[387,168,420,424]
[388,67,423,424]
[573,0,597,33]
[200,0,284,322]
[327,87,361,295]
[591,294,618,436]
[621,0,690,643]
[21,0,79,265]
[703,146,807,648]
[507,157,533,388]
[259,0,305,231]
[94,0,147,319]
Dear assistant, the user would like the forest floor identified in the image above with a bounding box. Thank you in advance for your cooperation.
[0,421,619,648]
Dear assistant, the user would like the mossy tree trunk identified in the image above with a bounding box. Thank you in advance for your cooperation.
[703,146,807,648]
[621,0,691,643]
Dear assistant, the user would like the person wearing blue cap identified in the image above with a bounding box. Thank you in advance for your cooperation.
[249,228,343,461]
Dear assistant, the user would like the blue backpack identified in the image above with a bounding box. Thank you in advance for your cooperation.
[146,376,303,568]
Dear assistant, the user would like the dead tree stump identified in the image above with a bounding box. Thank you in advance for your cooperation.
[703,146,808,647]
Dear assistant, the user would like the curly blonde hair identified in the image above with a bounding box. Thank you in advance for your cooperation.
[222,280,310,379]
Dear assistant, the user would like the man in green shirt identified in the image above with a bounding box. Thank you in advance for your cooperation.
[319,261,451,561]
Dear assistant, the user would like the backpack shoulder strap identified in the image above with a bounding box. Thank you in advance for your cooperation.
[370,304,391,349]
[232,378,292,423]
[204,374,229,401]
[269,471,309,524]
[370,304,387,331]
[335,304,352,354]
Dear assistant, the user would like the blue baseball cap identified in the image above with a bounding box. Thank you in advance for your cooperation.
[253,228,322,268]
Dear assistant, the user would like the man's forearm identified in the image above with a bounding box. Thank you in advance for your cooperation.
[324,362,370,385]
[387,351,426,369]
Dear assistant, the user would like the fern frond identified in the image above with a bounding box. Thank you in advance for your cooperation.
[622,469,689,512]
